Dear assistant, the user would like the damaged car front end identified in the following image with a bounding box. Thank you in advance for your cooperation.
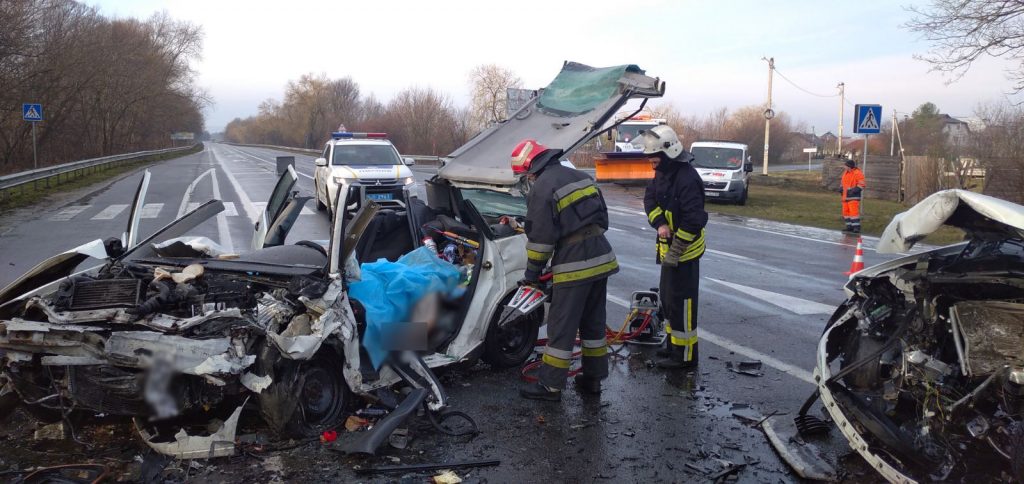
[813,190,1024,482]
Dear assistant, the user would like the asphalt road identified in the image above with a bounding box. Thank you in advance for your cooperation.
[0,143,908,482]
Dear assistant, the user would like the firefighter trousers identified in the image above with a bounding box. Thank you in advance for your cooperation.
[842,200,861,231]
[538,278,609,389]
[660,258,700,363]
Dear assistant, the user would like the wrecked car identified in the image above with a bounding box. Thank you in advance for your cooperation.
[808,189,1024,482]
[0,61,665,457]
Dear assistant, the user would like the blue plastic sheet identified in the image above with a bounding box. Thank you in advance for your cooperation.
[349,247,463,368]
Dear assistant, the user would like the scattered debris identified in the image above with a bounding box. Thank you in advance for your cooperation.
[33,422,66,440]
[535,415,546,425]
[320,430,338,443]
[353,459,500,475]
[433,470,462,484]
[726,360,763,377]
[21,464,109,483]
[389,427,410,449]
[344,416,371,432]
[135,400,245,459]
[709,462,745,481]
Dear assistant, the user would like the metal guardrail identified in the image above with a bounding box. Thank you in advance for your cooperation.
[0,144,199,199]
[224,142,443,165]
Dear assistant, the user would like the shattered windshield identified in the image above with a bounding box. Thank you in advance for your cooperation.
[691,147,744,170]
[460,189,526,218]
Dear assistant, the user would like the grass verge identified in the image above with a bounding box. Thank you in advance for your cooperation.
[0,144,203,214]
[707,181,964,246]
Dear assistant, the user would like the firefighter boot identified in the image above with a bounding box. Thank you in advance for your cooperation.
[520,382,561,401]
[573,374,601,395]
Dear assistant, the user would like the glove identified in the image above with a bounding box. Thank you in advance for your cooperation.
[662,236,690,268]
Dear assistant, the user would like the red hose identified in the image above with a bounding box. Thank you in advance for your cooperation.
[519,309,656,382]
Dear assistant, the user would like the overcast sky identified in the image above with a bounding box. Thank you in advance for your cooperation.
[90,0,1017,134]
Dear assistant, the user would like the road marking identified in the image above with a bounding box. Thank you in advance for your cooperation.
[706,277,835,315]
[208,153,235,253]
[252,201,315,215]
[608,227,625,233]
[215,150,262,223]
[90,204,128,220]
[608,205,646,217]
[225,145,314,180]
[706,249,752,261]
[222,202,238,217]
[50,205,90,221]
[140,203,163,219]
[186,202,202,213]
[177,168,215,218]
[606,295,814,384]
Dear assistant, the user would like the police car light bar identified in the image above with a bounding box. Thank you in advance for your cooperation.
[331,132,388,139]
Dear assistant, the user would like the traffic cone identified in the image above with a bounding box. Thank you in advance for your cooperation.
[845,237,865,276]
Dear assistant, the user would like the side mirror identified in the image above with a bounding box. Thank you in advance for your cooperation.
[746,155,752,162]
[315,157,328,167]
[404,157,416,166]
[743,162,753,172]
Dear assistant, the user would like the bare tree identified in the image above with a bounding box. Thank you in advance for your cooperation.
[467,64,522,131]
[907,0,1024,92]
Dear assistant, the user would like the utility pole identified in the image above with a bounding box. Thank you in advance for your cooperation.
[890,110,896,157]
[762,57,774,176]
[836,82,845,156]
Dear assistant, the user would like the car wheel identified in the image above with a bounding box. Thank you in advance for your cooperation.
[483,293,542,369]
[314,181,326,211]
[257,350,351,438]
[737,186,748,206]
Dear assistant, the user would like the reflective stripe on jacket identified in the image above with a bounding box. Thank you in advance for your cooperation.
[841,168,865,201]
[525,163,618,286]
[644,155,708,263]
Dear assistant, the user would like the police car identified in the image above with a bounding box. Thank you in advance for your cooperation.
[313,132,416,216]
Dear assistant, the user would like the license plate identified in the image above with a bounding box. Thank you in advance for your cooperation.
[367,193,393,201]
[704,191,720,197]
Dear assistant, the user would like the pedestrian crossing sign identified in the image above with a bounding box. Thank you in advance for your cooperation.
[853,104,881,134]
[23,103,43,122]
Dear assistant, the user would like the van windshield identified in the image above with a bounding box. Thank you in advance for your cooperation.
[616,123,658,143]
[691,147,744,170]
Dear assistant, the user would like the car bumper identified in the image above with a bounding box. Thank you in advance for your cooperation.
[703,180,745,201]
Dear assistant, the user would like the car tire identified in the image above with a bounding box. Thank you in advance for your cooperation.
[737,186,748,206]
[257,348,351,438]
[314,181,326,211]
[483,292,542,369]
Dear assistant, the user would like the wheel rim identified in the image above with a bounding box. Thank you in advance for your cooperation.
[299,366,345,427]
[497,318,531,355]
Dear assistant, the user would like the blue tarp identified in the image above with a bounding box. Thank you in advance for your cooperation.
[349,247,463,369]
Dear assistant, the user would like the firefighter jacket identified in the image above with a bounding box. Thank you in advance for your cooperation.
[644,152,708,263]
[524,161,618,287]
[841,167,865,201]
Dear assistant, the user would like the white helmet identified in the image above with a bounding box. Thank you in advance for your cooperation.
[638,124,683,159]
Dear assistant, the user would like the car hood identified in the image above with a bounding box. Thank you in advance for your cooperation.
[877,189,1024,253]
[438,62,664,187]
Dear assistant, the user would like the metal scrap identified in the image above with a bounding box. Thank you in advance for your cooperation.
[726,360,764,377]
[135,399,246,459]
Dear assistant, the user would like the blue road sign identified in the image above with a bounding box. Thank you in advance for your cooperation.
[23,103,43,122]
[853,104,881,134]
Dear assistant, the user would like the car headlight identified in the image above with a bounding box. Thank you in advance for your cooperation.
[333,176,353,184]
[402,176,415,186]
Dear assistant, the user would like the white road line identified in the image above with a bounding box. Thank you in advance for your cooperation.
[209,154,235,253]
[607,205,646,216]
[50,205,90,221]
[222,201,238,217]
[226,146,314,180]
[706,249,752,261]
[252,201,314,215]
[178,168,215,218]
[90,204,128,220]
[215,149,262,223]
[186,202,202,213]
[140,203,163,219]
[608,227,625,233]
[606,295,814,384]
[706,277,835,315]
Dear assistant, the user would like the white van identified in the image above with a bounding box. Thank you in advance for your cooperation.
[690,140,753,205]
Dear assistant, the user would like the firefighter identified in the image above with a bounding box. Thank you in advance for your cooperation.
[512,139,618,401]
[841,159,865,233]
[638,125,707,370]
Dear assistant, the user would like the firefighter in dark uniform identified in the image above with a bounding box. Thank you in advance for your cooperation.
[639,125,707,370]
[511,139,618,401]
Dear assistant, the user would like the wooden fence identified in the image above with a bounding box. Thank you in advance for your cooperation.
[821,156,901,201]
[983,159,1024,204]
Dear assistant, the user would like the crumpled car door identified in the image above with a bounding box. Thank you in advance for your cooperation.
[123,170,151,249]
[251,165,303,250]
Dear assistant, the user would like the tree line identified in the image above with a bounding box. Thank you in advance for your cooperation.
[0,0,207,174]
[224,73,471,157]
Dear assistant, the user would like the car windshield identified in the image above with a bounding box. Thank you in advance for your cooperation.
[691,147,744,170]
[616,123,658,143]
[332,144,401,166]
[460,189,527,218]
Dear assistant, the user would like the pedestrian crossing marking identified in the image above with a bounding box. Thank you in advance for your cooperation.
[858,109,879,131]
[140,203,164,219]
[50,205,90,221]
[223,202,238,217]
[91,204,128,220]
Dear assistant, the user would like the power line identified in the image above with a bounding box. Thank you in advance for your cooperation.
[772,67,840,98]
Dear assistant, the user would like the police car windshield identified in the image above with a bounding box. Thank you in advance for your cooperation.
[691,147,744,170]
[332,144,401,166]
[460,189,526,217]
